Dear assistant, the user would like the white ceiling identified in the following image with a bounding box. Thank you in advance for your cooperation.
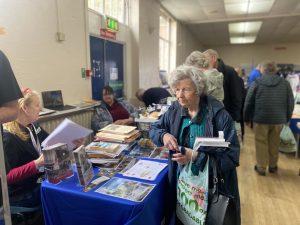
[159,0,300,46]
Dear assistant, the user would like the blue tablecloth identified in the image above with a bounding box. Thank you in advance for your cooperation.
[41,158,168,225]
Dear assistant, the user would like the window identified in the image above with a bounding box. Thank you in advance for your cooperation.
[88,0,128,24]
[159,11,176,74]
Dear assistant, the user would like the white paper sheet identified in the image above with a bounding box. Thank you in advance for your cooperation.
[122,160,167,181]
[41,118,93,150]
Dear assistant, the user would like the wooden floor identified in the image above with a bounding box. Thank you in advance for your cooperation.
[237,127,300,225]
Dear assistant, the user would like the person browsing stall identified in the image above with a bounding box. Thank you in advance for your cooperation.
[91,85,138,133]
[149,65,241,225]
[136,87,171,107]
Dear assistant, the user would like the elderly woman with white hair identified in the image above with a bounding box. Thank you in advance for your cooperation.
[149,65,240,225]
[185,50,224,103]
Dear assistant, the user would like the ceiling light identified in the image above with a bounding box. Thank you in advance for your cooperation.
[229,21,262,35]
[230,36,256,44]
[224,0,275,16]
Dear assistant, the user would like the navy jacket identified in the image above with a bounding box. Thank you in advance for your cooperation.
[149,95,240,225]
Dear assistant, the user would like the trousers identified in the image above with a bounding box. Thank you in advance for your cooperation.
[254,123,283,169]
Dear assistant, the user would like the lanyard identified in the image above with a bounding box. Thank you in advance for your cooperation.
[26,124,42,155]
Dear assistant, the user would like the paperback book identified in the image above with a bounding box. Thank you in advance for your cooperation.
[73,145,94,186]
[43,143,73,184]
[95,177,155,202]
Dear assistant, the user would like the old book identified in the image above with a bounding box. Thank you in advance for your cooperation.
[96,130,140,143]
[86,142,120,154]
[43,143,73,184]
[100,124,137,135]
[73,145,94,186]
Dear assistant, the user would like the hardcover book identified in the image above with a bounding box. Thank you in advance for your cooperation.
[73,145,94,186]
[43,143,73,184]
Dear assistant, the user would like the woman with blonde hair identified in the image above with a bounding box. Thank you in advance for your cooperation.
[3,88,47,209]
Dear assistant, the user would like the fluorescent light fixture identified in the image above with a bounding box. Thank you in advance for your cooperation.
[230,36,256,44]
[229,21,262,35]
[224,0,275,15]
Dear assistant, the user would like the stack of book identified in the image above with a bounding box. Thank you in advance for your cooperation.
[86,142,124,158]
[95,124,140,143]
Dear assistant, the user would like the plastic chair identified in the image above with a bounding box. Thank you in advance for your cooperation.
[10,205,41,225]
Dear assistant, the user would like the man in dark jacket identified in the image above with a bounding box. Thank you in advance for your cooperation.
[204,49,243,123]
[244,61,294,176]
[0,50,22,222]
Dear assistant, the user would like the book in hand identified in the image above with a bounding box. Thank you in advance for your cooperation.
[99,124,137,135]
[73,145,94,186]
[41,118,93,150]
[95,177,155,202]
[43,143,73,184]
[193,131,230,149]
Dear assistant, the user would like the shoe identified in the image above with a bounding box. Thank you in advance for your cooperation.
[269,166,278,173]
[254,165,266,176]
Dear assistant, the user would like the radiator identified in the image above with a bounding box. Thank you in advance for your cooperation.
[39,110,94,143]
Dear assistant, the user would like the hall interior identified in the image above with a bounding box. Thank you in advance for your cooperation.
[238,127,300,225]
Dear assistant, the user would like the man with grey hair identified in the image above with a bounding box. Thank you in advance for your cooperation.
[204,49,245,143]
[204,49,243,122]
[244,61,294,176]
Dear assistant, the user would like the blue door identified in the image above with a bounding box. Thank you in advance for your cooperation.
[90,36,124,100]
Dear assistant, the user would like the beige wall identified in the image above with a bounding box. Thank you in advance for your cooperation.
[176,22,204,66]
[0,0,90,105]
[208,43,300,70]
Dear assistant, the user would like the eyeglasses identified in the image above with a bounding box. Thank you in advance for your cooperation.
[174,88,195,95]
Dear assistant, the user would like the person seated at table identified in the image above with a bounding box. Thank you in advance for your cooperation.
[149,65,241,225]
[135,87,172,107]
[2,88,84,214]
[91,85,138,133]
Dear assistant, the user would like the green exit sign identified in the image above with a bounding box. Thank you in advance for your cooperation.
[106,16,119,32]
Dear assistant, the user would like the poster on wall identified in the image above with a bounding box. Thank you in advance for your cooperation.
[110,68,118,80]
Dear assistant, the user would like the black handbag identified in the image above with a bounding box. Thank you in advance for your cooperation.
[206,158,237,225]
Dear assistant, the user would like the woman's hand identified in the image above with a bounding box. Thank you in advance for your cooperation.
[34,154,45,169]
[162,133,178,151]
[72,137,86,147]
[172,147,196,165]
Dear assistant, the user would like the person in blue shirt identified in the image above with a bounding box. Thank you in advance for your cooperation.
[247,64,261,88]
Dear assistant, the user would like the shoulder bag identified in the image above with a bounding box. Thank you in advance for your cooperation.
[206,157,237,225]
